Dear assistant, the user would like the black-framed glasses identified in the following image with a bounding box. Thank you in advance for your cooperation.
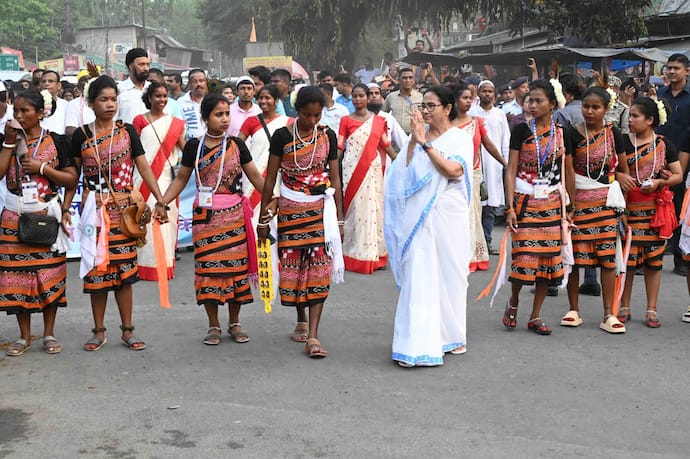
[415,102,439,112]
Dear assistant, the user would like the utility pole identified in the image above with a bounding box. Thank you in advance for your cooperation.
[141,0,147,50]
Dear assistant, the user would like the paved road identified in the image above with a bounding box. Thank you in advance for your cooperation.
[1,227,689,458]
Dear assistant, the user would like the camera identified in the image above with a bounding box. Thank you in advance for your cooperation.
[410,27,419,32]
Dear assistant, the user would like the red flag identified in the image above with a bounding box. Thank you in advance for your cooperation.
[249,17,257,43]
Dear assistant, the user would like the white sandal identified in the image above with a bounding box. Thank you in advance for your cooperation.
[682,306,690,323]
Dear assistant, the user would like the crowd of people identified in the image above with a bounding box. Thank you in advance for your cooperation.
[1,46,690,368]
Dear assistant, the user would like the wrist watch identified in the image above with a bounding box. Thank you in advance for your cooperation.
[422,141,433,151]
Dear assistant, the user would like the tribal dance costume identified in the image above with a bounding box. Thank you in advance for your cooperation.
[181,135,255,307]
[624,134,678,270]
[269,125,339,307]
[508,121,567,286]
[0,132,73,314]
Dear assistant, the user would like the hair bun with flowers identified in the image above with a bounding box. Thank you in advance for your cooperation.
[39,89,56,117]
[606,88,617,111]
[656,99,667,126]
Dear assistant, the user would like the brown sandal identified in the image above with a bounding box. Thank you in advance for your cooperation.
[304,338,328,358]
[290,322,309,342]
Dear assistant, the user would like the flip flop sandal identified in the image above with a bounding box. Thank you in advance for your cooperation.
[42,336,63,354]
[6,339,31,356]
[599,315,626,334]
[203,327,222,345]
[304,338,328,358]
[527,318,552,335]
[450,346,467,355]
[291,322,309,342]
[560,310,583,327]
[83,336,107,352]
[228,323,250,343]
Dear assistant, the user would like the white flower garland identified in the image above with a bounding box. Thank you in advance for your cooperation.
[656,99,667,126]
[82,77,98,103]
[40,89,53,117]
[606,88,617,111]
[550,78,566,109]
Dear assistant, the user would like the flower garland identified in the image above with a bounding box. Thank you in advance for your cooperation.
[656,99,667,126]
[82,77,98,102]
[606,88,617,111]
[40,90,53,117]
[550,78,566,109]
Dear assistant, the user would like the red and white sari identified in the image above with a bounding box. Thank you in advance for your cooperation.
[339,114,391,274]
[132,114,185,280]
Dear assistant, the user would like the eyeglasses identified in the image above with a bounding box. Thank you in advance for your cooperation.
[41,79,58,84]
[415,102,439,112]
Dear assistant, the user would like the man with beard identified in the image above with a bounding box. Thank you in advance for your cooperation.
[227,76,260,136]
[367,82,404,152]
[469,80,510,255]
[118,48,151,124]
[178,68,208,139]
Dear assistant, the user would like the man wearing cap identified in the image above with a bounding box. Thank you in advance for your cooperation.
[367,82,405,151]
[118,47,150,124]
[227,76,260,137]
[503,77,528,117]
[605,75,629,134]
[470,80,510,254]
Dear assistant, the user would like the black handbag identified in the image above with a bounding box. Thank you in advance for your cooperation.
[18,213,59,246]
[14,154,59,246]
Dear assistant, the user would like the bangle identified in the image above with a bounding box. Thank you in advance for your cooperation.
[257,223,269,228]
[505,208,515,215]
[39,162,47,175]
[337,220,345,224]
[2,142,16,149]
[155,202,170,210]
[61,207,71,214]
[566,203,576,212]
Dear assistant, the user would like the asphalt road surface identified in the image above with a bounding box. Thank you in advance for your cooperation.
[1,228,688,458]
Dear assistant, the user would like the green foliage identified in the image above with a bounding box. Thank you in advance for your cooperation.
[0,0,62,61]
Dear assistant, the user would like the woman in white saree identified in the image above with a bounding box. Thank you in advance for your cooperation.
[385,86,473,368]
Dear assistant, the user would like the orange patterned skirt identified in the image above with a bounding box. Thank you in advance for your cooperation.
[572,189,618,269]
[0,208,67,314]
[626,194,664,271]
[509,192,564,286]
[192,203,253,306]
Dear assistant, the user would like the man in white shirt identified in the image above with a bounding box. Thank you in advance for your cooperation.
[178,68,208,140]
[469,80,510,254]
[118,48,150,124]
[227,76,260,136]
[318,83,349,133]
[367,82,405,152]
[65,76,95,137]
[39,70,67,134]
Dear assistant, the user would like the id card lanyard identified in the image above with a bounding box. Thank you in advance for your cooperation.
[20,129,45,205]
[531,119,555,199]
[195,134,227,207]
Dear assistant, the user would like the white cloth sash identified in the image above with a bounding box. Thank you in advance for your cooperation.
[279,183,344,283]
[574,174,626,211]
[3,192,70,253]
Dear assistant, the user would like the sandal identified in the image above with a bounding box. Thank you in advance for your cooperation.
[290,322,309,342]
[227,323,250,343]
[560,310,583,327]
[682,305,690,323]
[617,307,631,324]
[503,300,518,329]
[527,318,552,335]
[304,338,328,358]
[203,327,222,345]
[644,309,661,328]
[42,336,63,354]
[6,338,31,356]
[84,327,107,352]
[600,315,626,334]
[397,361,414,368]
[120,325,146,350]
[450,345,467,355]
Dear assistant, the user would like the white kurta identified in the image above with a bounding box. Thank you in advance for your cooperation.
[469,105,510,207]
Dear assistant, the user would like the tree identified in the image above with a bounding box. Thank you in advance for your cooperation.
[0,0,61,61]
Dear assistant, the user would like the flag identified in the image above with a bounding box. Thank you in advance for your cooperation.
[249,17,257,43]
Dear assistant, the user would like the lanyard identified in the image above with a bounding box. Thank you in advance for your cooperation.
[195,134,227,193]
[531,118,555,177]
